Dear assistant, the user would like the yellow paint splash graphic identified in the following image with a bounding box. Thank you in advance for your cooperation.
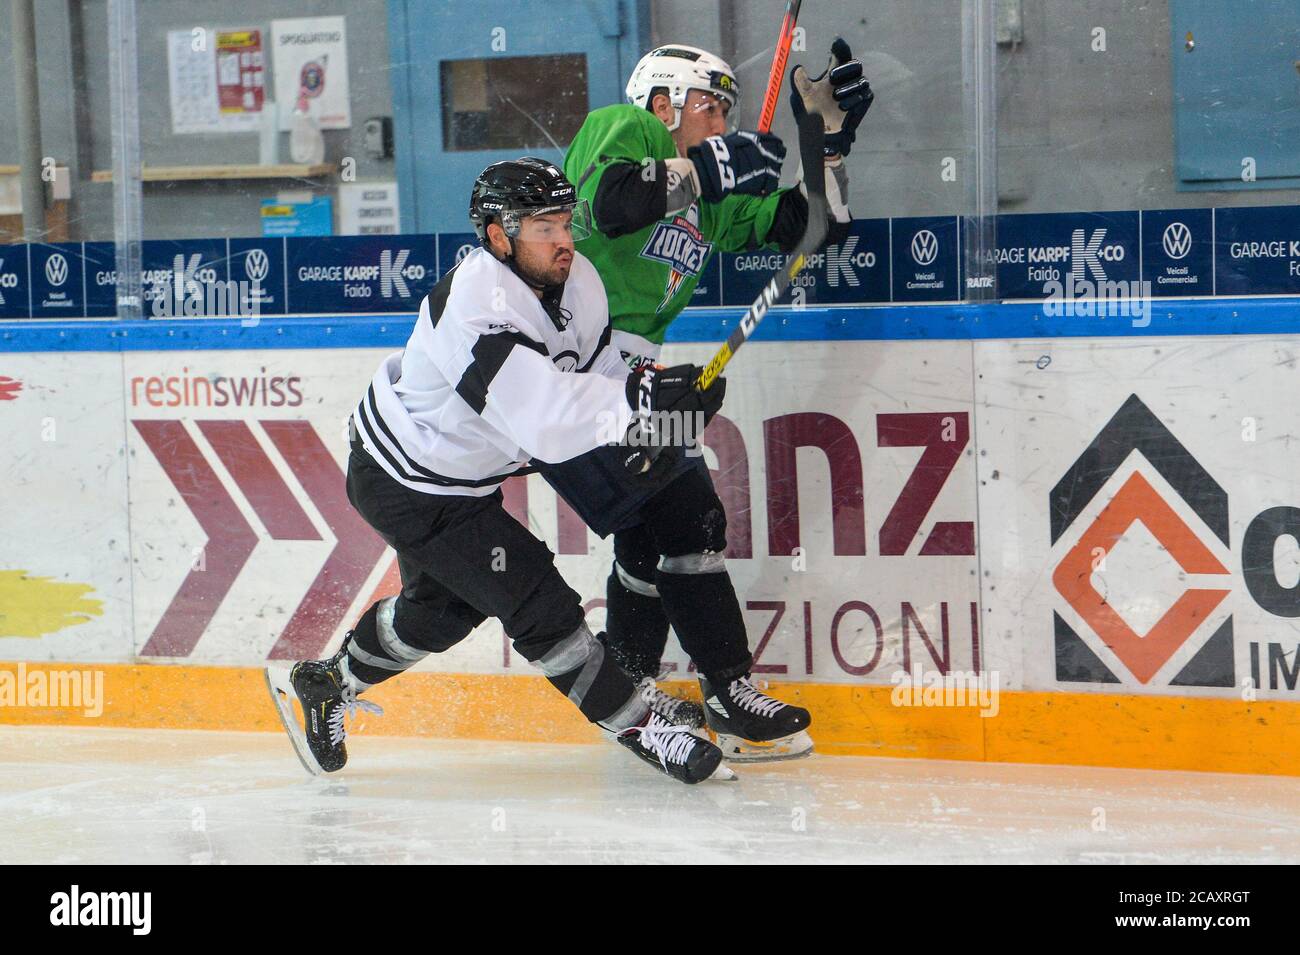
[0,571,103,638]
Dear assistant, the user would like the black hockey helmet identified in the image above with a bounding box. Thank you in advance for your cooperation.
[469,157,589,243]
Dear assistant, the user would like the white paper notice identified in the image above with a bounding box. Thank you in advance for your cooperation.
[338,181,401,235]
[168,30,220,134]
[271,16,351,131]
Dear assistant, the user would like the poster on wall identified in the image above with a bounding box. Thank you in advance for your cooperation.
[167,27,264,134]
[271,16,351,131]
[215,29,265,119]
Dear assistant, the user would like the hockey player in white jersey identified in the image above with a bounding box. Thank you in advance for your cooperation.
[266,158,731,785]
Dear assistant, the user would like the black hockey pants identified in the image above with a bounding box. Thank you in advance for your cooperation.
[337,431,646,733]
[538,451,753,685]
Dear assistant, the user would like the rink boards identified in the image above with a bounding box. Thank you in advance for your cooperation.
[3,326,1300,773]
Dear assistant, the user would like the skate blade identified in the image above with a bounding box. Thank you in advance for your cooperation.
[709,763,739,781]
[264,666,323,778]
[715,730,814,764]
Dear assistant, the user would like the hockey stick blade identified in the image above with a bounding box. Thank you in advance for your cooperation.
[697,108,827,392]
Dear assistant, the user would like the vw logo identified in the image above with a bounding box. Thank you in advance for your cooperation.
[911,229,939,266]
[454,243,475,264]
[1162,222,1192,260]
[44,253,68,287]
[245,248,270,282]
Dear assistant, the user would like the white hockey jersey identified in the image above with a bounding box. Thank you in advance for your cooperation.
[354,246,633,496]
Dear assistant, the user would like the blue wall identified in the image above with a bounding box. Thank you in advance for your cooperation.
[387,0,651,234]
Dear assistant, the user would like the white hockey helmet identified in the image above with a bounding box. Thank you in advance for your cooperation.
[625,45,739,131]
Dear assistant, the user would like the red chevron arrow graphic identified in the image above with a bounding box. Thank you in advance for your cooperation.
[0,376,22,401]
[197,420,320,541]
[134,419,258,657]
[262,420,388,659]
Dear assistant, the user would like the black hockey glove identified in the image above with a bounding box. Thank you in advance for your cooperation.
[625,363,725,425]
[622,363,725,476]
[790,38,874,158]
[688,131,785,203]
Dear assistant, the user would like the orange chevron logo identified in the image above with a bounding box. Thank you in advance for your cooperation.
[1050,395,1234,687]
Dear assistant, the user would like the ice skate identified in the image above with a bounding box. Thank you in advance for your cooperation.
[637,675,706,729]
[265,648,383,776]
[700,674,814,763]
[618,712,735,783]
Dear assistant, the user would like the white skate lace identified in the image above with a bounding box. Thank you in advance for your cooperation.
[327,685,384,746]
[629,715,698,769]
[729,676,785,718]
[637,677,692,723]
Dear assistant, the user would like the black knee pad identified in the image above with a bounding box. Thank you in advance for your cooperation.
[392,595,481,654]
[504,572,586,664]
[613,524,661,584]
[644,470,729,557]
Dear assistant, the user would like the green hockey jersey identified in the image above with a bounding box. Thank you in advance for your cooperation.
[564,104,791,355]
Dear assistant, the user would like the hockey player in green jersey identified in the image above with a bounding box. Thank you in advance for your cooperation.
[536,42,873,761]
[565,41,870,366]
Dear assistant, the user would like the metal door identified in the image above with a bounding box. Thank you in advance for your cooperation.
[1172,0,1300,190]
[388,0,649,232]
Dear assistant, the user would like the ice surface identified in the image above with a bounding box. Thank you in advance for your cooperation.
[2,725,1297,864]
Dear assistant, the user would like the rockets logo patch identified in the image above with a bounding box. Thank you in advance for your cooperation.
[640,204,712,313]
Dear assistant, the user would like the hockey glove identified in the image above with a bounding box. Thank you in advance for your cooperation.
[625,363,725,425]
[688,131,785,203]
[790,38,874,158]
[622,363,725,476]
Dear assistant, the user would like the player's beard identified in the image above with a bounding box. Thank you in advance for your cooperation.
[514,245,572,289]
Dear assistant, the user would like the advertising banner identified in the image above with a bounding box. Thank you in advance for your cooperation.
[1142,208,1213,298]
[993,211,1140,301]
[29,244,84,319]
[720,219,890,307]
[1,205,1299,320]
[890,216,961,303]
[125,349,383,664]
[977,335,1300,699]
[2,341,982,690]
[1215,205,1300,296]
[286,234,437,314]
[0,353,132,660]
[0,246,29,320]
